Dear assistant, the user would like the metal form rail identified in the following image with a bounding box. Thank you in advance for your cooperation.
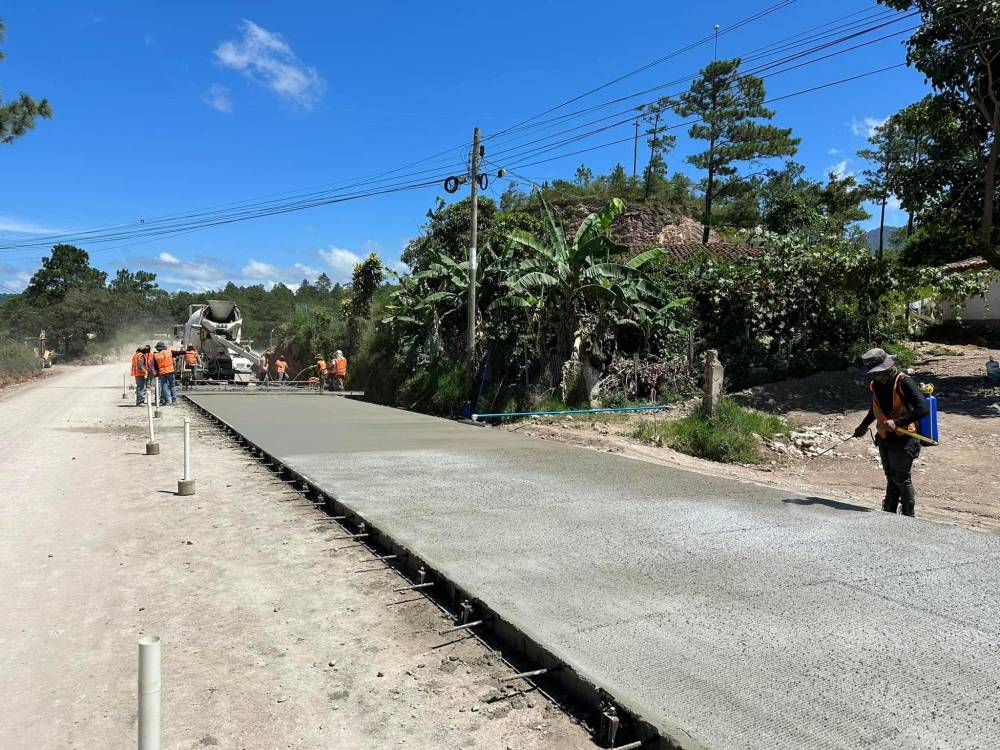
[183,394,669,750]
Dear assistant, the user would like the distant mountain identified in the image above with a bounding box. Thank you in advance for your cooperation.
[866,226,905,255]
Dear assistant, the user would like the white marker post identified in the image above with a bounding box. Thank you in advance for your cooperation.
[137,635,161,750]
[145,391,159,456]
[122,373,128,400]
[177,417,195,496]
[153,377,162,419]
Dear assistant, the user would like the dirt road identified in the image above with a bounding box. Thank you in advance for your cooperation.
[0,362,591,749]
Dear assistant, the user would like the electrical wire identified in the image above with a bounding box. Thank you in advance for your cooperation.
[486,0,802,140]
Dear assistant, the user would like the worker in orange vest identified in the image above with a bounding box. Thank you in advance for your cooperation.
[315,356,327,390]
[152,341,183,405]
[130,347,149,406]
[331,350,348,392]
[275,355,289,383]
[853,348,929,517]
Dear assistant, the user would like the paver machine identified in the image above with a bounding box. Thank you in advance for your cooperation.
[176,300,262,385]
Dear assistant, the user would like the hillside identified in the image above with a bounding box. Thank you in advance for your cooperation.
[866,226,904,254]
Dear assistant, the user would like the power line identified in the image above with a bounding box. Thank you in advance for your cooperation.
[485,0,802,141]
[501,63,910,173]
[481,8,917,159]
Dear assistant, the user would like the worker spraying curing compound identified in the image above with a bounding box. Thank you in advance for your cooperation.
[852,348,931,518]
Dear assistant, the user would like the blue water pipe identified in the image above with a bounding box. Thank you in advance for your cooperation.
[472,404,668,421]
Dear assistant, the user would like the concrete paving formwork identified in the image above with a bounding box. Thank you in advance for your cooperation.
[187,393,1000,750]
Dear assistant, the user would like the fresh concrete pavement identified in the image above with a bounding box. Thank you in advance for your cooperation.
[189,392,1000,750]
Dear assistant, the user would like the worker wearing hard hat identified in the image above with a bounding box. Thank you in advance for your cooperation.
[152,341,184,405]
[331,350,348,392]
[130,347,149,406]
[852,348,929,517]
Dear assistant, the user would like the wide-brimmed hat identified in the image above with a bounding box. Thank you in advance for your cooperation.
[861,347,896,375]
[155,341,167,350]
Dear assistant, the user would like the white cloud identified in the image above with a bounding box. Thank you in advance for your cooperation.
[203,83,233,113]
[828,148,842,156]
[242,259,278,278]
[887,195,902,211]
[0,216,64,235]
[827,160,854,179]
[0,265,33,293]
[158,251,180,264]
[318,246,362,281]
[850,116,887,139]
[214,20,326,109]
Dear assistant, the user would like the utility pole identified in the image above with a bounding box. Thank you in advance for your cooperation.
[467,126,481,384]
[632,119,640,181]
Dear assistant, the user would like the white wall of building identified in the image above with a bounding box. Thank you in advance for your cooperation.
[943,279,1000,322]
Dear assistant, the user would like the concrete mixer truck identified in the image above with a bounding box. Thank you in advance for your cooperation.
[175,300,262,385]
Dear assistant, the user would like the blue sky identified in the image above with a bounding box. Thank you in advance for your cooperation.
[0,1,927,292]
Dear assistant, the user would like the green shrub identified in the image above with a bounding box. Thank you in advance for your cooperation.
[635,399,789,464]
[0,342,40,385]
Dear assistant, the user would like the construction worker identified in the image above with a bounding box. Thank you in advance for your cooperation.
[142,345,155,396]
[853,348,929,517]
[130,347,149,405]
[315,355,327,390]
[152,341,183,405]
[331,350,347,392]
[258,351,271,384]
[275,355,289,383]
[183,345,200,373]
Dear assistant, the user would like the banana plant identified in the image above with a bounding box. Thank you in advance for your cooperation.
[501,196,670,361]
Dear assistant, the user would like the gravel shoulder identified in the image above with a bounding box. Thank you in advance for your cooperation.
[0,361,592,749]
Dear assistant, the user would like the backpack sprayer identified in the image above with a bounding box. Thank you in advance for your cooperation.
[812,382,940,459]
[900,383,939,446]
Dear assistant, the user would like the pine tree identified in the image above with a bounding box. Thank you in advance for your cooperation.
[673,58,798,243]
[0,20,52,145]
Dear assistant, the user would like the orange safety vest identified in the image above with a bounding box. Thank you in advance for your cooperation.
[276,359,287,374]
[184,350,199,365]
[130,352,147,377]
[153,349,175,375]
[333,356,347,378]
[144,352,155,373]
[869,373,917,438]
[316,359,327,373]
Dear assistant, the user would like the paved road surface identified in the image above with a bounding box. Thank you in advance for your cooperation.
[189,392,1000,750]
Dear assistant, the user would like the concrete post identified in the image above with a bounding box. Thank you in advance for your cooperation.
[702,349,724,418]
[145,391,159,456]
[153,377,162,419]
[177,417,195,496]
[122,373,128,399]
[138,635,161,750]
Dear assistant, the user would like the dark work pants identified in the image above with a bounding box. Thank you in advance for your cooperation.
[878,441,920,517]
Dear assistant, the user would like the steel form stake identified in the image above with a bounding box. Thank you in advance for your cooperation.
[145,391,159,455]
[137,635,161,750]
[153,376,162,419]
[177,417,195,496]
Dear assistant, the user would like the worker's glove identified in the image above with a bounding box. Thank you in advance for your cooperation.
[853,425,867,439]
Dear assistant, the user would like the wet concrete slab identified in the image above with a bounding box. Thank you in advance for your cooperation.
[188,393,1000,750]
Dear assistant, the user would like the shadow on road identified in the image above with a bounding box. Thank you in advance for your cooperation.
[784,496,871,512]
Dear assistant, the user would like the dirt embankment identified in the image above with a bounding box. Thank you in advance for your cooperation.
[508,342,1000,534]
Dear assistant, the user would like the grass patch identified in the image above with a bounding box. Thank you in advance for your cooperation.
[634,399,789,464]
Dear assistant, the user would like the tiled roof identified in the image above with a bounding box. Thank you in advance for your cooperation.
[942,256,991,273]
